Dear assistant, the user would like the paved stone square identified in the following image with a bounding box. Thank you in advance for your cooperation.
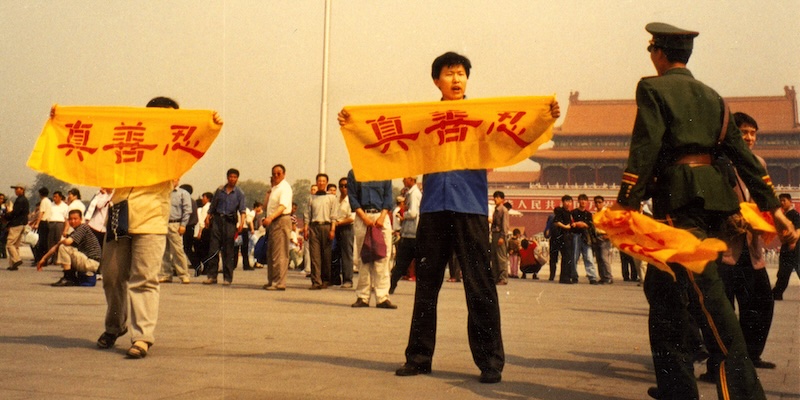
[1,249,797,399]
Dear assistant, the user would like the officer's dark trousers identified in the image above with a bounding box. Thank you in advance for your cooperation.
[644,211,765,400]
[404,211,504,374]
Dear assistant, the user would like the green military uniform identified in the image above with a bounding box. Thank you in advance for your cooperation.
[617,22,779,400]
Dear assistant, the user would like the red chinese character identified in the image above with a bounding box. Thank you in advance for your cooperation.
[363,116,419,153]
[57,120,98,161]
[162,125,204,158]
[486,111,531,148]
[424,110,483,145]
[102,122,158,164]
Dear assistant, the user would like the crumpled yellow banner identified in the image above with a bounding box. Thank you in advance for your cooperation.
[27,105,221,188]
[340,96,556,181]
[739,202,777,243]
[593,208,727,279]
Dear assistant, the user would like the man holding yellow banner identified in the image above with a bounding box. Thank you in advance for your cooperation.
[29,96,223,359]
[341,51,560,384]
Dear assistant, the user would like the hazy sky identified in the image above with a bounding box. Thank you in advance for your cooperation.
[2,0,798,195]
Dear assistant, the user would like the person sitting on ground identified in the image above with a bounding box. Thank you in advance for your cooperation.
[39,209,101,287]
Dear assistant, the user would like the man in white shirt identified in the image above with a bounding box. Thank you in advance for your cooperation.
[263,164,293,291]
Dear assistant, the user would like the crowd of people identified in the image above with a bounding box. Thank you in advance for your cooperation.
[2,22,800,400]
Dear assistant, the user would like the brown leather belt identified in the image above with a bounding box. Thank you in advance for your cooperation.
[675,154,712,166]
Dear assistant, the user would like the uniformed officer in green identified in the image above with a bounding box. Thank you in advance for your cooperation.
[614,22,798,400]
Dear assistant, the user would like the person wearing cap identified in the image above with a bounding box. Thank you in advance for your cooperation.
[4,184,29,270]
[614,22,798,400]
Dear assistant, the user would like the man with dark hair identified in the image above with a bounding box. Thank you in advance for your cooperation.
[571,194,599,284]
[704,112,777,378]
[773,193,800,300]
[159,179,193,284]
[203,168,246,286]
[331,177,355,288]
[338,51,559,384]
[491,190,509,285]
[303,173,338,289]
[178,184,198,267]
[194,191,214,268]
[553,195,575,284]
[31,187,52,264]
[263,164,293,290]
[40,209,101,287]
[5,184,29,270]
[615,23,797,399]
[592,195,613,284]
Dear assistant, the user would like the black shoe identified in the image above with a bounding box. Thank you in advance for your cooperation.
[97,327,128,349]
[309,284,323,290]
[376,300,397,309]
[243,267,254,271]
[589,280,599,285]
[351,298,369,308]
[479,370,502,384]
[395,363,431,376]
[7,260,22,271]
[772,290,783,301]
[51,277,78,287]
[752,359,776,369]
[647,387,661,399]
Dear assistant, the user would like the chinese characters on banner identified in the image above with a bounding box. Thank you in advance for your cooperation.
[340,96,557,181]
[27,105,222,188]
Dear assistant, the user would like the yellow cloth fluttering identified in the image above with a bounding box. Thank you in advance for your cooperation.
[593,208,728,279]
[340,96,556,181]
[27,105,222,188]
[739,202,777,243]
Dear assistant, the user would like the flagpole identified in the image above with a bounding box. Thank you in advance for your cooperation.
[318,0,331,173]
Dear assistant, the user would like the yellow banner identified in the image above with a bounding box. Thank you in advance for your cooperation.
[593,208,728,279]
[739,202,777,243]
[27,105,222,188]
[340,96,556,181]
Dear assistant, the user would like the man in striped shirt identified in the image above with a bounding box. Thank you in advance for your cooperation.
[39,209,101,287]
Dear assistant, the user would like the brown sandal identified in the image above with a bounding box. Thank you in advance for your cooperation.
[126,342,150,359]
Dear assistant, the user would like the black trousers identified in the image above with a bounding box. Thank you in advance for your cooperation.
[558,234,575,283]
[331,224,354,285]
[391,237,416,292]
[404,211,504,373]
[773,246,800,297]
[238,229,251,269]
[548,238,561,280]
[206,218,237,282]
[717,244,774,362]
[620,252,639,281]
